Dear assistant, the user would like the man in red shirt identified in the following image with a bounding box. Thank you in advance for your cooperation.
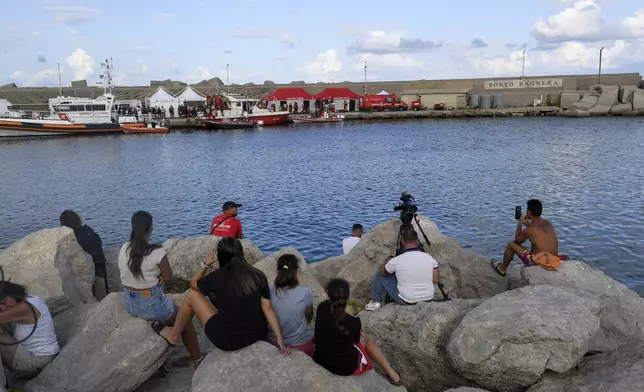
[210,201,243,239]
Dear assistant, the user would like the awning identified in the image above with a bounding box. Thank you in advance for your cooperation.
[376,90,390,95]
[314,88,361,100]
[263,88,315,100]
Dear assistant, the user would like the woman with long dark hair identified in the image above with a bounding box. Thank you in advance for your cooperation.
[60,210,109,298]
[152,237,288,354]
[117,211,203,368]
[313,278,401,385]
[267,254,314,356]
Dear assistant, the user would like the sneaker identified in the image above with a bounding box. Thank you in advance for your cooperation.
[365,301,382,311]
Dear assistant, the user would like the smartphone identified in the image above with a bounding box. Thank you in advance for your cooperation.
[515,206,522,220]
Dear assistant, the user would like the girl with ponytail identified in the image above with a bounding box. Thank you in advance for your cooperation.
[267,254,314,356]
[313,279,402,386]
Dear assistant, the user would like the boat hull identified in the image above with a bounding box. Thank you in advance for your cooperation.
[246,113,289,126]
[0,119,122,137]
[203,121,255,130]
[290,116,343,123]
[121,125,168,134]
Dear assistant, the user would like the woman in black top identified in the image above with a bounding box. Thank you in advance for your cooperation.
[153,237,288,354]
[314,278,401,385]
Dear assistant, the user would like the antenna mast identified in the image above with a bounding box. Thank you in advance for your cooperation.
[99,58,114,95]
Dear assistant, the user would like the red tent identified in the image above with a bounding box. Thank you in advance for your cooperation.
[263,88,315,101]
[314,88,361,100]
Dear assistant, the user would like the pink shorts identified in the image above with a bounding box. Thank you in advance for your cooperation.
[352,342,374,375]
[291,339,315,357]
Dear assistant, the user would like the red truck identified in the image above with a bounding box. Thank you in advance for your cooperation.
[359,94,408,111]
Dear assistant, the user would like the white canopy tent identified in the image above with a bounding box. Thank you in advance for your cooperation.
[176,85,206,103]
[144,86,179,115]
[376,90,390,95]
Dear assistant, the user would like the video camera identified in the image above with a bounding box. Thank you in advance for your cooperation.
[393,192,418,226]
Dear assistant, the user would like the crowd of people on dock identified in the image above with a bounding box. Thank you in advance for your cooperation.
[0,198,560,389]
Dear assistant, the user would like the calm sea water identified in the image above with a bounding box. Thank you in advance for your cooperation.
[1,118,643,291]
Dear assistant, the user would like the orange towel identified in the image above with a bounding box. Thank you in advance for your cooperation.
[532,252,561,270]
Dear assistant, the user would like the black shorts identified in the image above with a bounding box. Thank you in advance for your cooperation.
[204,316,266,352]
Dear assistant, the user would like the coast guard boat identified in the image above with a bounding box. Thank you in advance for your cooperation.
[0,59,122,137]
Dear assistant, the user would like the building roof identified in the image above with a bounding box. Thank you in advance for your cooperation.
[402,88,471,95]
[263,88,314,100]
[176,85,206,101]
[144,86,176,101]
[314,88,361,100]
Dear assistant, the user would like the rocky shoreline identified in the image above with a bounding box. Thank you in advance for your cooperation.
[1,216,643,392]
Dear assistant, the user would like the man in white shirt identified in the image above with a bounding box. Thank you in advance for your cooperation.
[342,224,363,255]
[365,228,440,311]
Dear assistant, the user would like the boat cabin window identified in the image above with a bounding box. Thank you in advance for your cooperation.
[55,104,106,112]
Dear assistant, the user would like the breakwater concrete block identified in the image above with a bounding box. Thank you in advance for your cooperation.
[633,90,644,111]
[619,86,638,104]
[561,92,581,109]
[562,109,590,118]
[597,86,619,107]
[610,103,634,115]
[588,104,611,116]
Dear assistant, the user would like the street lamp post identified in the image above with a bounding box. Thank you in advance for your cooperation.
[598,47,604,84]
[521,50,526,78]
[226,64,230,95]
[364,61,367,95]
[57,63,62,96]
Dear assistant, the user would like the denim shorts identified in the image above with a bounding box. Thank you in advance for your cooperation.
[123,285,175,322]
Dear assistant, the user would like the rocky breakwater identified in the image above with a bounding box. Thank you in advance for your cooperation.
[2,216,643,392]
[559,84,644,117]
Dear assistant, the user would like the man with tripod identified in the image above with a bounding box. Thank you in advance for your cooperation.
[365,228,440,311]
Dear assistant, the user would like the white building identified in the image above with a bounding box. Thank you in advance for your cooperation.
[176,85,206,104]
[144,87,179,115]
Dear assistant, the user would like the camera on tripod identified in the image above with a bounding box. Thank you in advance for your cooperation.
[393,192,418,225]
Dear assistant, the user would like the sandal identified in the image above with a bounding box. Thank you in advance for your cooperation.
[151,321,176,347]
[490,258,507,277]
[388,372,402,387]
[193,355,205,371]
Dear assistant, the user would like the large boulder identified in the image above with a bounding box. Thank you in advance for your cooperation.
[596,85,619,106]
[163,236,264,280]
[444,389,491,392]
[338,216,509,306]
[253,247,326,306]
[26,293,169,392]
[338,216,445,304]
[309,255,351,288]
[104,246,122,292]
[0,227,95,315]
[448,285,601,392]
[191,341,406,392]
[521,260,644,351]
[360,300,483,392]
[527,342,644,392]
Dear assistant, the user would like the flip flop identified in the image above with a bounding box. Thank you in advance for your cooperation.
[151,321,176,347]
[490,258,507,277]
[388,373,402,387]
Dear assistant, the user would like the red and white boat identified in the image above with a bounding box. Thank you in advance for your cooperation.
[205,94,289,126]
[121,123,169,134]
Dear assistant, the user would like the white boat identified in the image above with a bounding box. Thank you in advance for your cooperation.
[0,58,123,137]
[205,94,290,126]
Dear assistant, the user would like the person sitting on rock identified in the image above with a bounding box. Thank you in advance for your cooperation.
[118,211,204,369]
[210,201,243,239]
[267,254,314,357]
[491,199,560,277]
[314,278,401,386]
[60,210,109,299]
[365,228,440,311]
[0,282,60,386]
[342,224,363,255]
[152,237,289,355]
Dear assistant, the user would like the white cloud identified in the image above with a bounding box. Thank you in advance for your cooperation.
[44,5,100,24]
[65,48,95,80]
[348,30,442,54]
[358,53,424,70]
[302,49,342,80]
[187,66,212,83]
[623,10,644,37]
[114,64,148,85]
[11,68,61,87]
[280,34,296,48]
[10,71,27,81]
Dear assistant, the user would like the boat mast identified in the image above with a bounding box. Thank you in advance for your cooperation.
[99,58,114,95]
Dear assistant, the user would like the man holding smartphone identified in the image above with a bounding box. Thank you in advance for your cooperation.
[490,199,560,276]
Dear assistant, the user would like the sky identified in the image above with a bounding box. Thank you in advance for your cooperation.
[1,0,643,87]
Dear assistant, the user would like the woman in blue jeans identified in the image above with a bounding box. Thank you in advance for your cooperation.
[117,211,203,369]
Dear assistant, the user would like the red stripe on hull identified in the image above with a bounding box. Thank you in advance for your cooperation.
[247,114,289,126]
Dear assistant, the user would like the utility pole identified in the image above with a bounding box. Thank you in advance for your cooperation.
[57,63,62,96]
[521,50,526,78]
[598,47,604,84]
[226,64,230,95]
[364,61,367,95]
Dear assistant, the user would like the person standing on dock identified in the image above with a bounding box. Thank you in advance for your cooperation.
[210,201,244,239]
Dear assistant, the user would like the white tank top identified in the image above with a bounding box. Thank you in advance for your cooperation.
[13,296,60,356]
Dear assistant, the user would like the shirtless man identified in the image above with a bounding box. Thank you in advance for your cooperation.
[491,199,559,276]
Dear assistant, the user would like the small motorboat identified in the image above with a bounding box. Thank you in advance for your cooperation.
[203,120,256,130]
[121,123,169,134]
[290,114,344,124]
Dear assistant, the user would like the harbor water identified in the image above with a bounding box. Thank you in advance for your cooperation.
[1,117,643,291]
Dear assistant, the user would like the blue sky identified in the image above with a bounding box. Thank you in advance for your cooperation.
[1,0,643,86]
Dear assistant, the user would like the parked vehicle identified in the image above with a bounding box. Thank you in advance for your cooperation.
[411,96,424,111]
[359,94,408,112]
